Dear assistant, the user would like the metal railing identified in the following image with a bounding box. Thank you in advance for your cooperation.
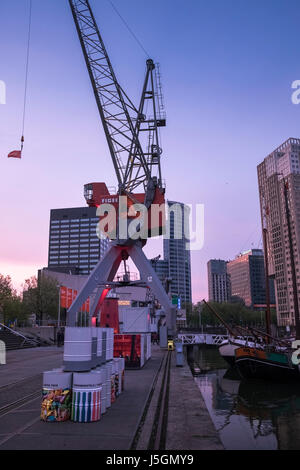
[0,323,39,348]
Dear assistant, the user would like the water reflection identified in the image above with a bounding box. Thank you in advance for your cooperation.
[191,346,300,450]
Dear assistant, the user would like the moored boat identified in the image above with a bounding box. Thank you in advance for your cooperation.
[219,337,258,366]
[235,346,300,383]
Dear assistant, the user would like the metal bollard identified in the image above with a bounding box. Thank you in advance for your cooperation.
[175,341,184,367]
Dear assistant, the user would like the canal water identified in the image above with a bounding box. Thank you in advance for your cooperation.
[190,346,300,450]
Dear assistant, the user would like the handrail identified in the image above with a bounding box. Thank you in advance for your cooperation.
[0,323,38,345]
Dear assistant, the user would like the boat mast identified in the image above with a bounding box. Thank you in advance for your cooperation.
[202,300,236,337]
[262,228,272,341]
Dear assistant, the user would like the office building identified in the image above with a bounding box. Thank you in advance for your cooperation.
[207,259,231,303]
[48,206,109,275]
[227,249,275,310]
[257,138,300,325]
[163,200,192,304]
[150,259,169,288]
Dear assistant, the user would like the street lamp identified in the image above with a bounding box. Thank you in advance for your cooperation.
[57,284,61,328]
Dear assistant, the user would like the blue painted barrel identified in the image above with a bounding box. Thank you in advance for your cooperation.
[72,372,102,423]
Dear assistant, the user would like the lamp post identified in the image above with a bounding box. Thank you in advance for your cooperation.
[57,284,61,329]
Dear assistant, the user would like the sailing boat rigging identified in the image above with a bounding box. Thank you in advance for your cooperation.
[235,178,300,382]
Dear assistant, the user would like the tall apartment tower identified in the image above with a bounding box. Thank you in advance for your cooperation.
[163,201,192,304]
[257,138,300,326]
[227,249,275,309]
[48,206,109,276]
[207,259,231,303]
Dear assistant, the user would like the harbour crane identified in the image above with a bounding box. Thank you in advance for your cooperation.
[66,0,176,335]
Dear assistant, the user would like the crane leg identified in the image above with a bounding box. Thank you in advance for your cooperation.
[66,241,176,336]
[66,244,123,326]
[128,243,176,336]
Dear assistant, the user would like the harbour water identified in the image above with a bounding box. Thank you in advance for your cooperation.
[190,347,300,450]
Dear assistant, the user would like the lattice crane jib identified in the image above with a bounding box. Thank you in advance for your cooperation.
[69,0,165,203]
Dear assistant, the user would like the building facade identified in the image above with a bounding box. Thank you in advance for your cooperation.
[207,259,231,303]
[163,201,192,304]
[227,249,275,310]
[150,259,169,289]
[48,207,109,275]
[257,138,300,326]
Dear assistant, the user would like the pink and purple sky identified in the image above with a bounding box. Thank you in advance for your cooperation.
[1,0,300,302]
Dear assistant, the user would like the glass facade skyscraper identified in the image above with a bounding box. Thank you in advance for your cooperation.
[163,201,192,304]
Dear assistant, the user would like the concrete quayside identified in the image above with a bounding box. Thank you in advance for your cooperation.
[0,346,223,450]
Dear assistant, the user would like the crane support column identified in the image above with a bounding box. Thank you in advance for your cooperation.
[66,242,176,336]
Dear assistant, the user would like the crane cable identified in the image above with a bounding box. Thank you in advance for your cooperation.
[107,0,150,58]
[21,0,32,152]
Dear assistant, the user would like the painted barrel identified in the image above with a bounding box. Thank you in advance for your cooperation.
[102,330,107,364]
[64,327,93,372]
[105,329,110,362]
[72,372,102,423]
[96,329,103,366]
[118,357,125,393]
[94,367,107,415]
[113,358,123,396]
[111,361,116,404]
[105,362,112,408]
[41,371,72,422]
[91,327,98,368]
[104,328,114,361]
[109,328,114,360]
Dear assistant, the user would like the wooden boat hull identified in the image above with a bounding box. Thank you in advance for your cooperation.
[219,339,258,367]
[235,347,300,383]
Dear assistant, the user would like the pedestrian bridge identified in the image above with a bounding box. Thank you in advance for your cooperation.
[177,333,228,346]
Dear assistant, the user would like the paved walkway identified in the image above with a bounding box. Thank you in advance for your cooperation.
[0,346,165,450]
[166,352,223,450]
[0,346,223,450]
[0,347,63,388]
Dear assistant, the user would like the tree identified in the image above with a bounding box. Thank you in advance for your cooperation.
[0,275,13,308]
[22,275,59,324]
[2,295,25,325]
[0,275,14,323]
[0,275,28,326]
[187,301,277,329]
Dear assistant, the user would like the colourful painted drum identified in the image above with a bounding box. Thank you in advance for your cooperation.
[97,329,103,366]
[91,327,98,368]
[119,357,125,392]
[111,361,116,404]
[103,328,114,361]
[72,372,102,423]
[113,358,121,397]
[108,328,114,361]
[102,330,107,364]
[63,327,93,372]
[105,362,112,408]
[41,371,72,422]
[96,366,107,414]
